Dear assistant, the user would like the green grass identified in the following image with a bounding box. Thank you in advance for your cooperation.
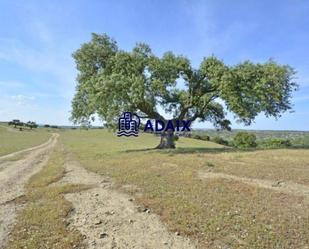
[0,125,51,156]
[6,146,89,249]
[60,130,309,248]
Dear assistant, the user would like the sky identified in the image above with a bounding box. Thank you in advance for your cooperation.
[0,0,309,130]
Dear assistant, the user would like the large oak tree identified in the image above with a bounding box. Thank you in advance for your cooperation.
[71,33,297,149]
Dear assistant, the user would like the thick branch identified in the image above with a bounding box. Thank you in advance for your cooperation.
[190,95,218,122]
[138,102,166,121]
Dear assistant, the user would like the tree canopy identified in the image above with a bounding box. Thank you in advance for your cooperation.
[71,33,297,148]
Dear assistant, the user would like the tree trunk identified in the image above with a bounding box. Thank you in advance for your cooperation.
[156,130,175,149]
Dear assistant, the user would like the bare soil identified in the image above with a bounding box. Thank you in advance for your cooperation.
[59,159,198,249]
[0,133,58,247]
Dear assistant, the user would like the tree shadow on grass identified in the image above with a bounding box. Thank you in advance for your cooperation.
[289,145,309,150]
[123,145,309,155]
[123,146,309,155]
[123,146,237,155]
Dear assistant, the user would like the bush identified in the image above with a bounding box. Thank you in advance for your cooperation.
[173,135,179,141]
[192,134,210,141]
[260,138,292,149]
[193,134,202,140]
[201,135,210,141]
[211,136,229,146]
[232,132,257,149]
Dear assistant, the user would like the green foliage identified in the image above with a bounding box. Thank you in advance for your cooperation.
[192,134,210,141]
[211,136,229,146]
[173,134,179,141]
[291,136,309,148]
[26,121,38,129]
[71,33,297,132]
[260,138,292,148]
[8,120,38,129]
[232,132,257,148]
[8,119,24,128]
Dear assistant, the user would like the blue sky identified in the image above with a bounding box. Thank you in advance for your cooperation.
[0,0,308,130]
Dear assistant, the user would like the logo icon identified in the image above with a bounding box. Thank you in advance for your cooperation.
[117,112,140,137]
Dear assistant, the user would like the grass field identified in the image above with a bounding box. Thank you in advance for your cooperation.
[0,125,51,156]
[60,130,309,248]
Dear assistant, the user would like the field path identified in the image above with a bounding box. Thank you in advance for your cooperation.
[0,133,58,247]
[198,170,309,198]
[60,158,198,249]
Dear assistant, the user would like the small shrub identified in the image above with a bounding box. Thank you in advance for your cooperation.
[201,135,210,141]
[173,135,179,141]
[192,134,210,141]
[211,136,229,146]
[260,138,292,149]
[193,134,202,140]
[232,132,257,149]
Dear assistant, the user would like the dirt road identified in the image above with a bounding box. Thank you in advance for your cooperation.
[59,158,198,249]
[0,133,59,247]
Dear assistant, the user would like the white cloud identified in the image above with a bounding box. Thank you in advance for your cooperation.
[10,94,35,106]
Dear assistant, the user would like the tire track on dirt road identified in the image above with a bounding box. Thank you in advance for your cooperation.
[59,158,198,249]
[0,133,59,247]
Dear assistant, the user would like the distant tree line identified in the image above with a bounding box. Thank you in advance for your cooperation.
[8,119,38,130]
[44,124,59,129]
